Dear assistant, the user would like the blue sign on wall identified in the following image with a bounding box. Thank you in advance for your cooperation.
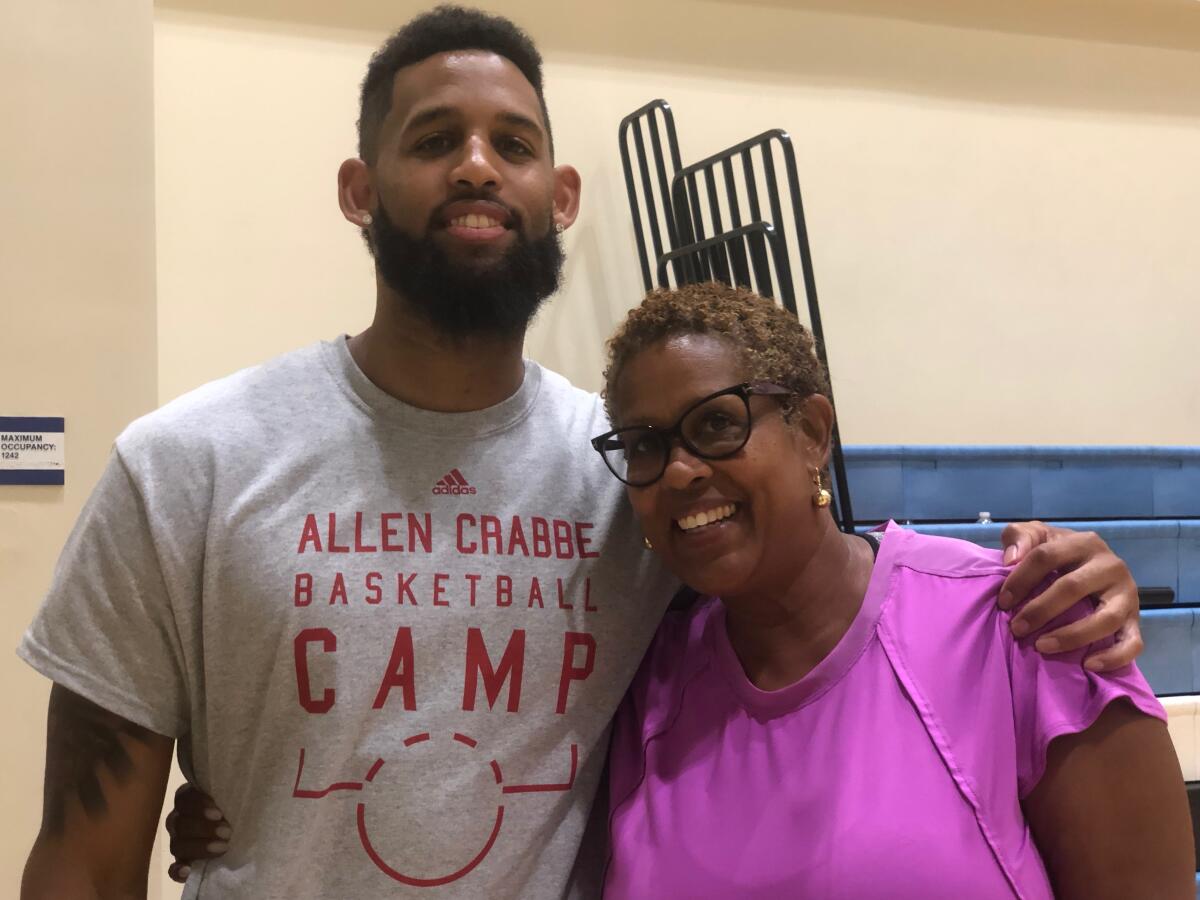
[0,417,65,485]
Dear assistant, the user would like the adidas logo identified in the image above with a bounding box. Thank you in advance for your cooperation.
[432,468,477,496]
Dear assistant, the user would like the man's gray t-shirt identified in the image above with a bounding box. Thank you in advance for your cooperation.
[19,338,677,899]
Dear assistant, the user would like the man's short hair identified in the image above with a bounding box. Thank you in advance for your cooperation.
[358,5,553,164]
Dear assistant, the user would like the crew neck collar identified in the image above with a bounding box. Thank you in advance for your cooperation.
[322,335,543,439]
[709,523,906,718]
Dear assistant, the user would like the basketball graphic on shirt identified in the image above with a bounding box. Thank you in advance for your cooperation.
[357,734,503,886]
[294,733,577,886]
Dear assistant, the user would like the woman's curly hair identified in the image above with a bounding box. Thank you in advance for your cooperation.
[603,282,831,425]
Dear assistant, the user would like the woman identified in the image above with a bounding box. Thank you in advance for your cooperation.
[595,283,1192,898]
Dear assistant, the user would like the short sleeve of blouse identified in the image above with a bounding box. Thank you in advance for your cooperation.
[1008,597,1166,799]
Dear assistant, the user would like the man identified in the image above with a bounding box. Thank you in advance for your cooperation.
[19,7,1143,899]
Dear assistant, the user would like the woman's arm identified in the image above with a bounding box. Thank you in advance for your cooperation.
[1023,700,1194,900]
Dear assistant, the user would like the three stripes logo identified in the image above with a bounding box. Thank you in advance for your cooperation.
[432,468,477,496]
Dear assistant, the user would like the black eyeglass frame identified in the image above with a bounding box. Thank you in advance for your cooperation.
[590,381,794,487]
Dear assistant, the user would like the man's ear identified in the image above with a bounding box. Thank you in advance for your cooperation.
[796,394,835,469]
[338,158,375,228]
[552,164,582,231]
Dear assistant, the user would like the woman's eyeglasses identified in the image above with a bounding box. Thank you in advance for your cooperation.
[590,382,793,487]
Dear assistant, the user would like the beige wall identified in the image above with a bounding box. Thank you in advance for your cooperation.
[0,0,161,894]
[154,0,1200,443]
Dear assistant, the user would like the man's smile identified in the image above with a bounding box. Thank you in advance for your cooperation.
[437,199,515,244]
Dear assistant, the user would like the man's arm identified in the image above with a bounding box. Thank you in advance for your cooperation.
[22,684,174,900]
[1023,701,1194,900]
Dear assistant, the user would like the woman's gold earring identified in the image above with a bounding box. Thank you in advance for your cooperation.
[644,537,653,550]
[812,469,833,508]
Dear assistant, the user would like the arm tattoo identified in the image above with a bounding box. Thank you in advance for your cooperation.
[42,684,154,835]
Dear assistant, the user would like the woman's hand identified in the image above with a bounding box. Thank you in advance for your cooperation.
[998,522,1141,672]
[165,782,230,882]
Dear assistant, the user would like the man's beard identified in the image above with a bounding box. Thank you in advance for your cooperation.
[367,202,564,339]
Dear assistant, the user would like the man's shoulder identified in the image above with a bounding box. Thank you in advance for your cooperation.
[118,341,331,458]
[533,363,604,409]
[530,363,610,431]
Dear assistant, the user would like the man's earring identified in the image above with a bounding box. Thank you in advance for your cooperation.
[644,537,653,550]
[812,468,832,508]
[554,222,564,234]
[361,213,373,227]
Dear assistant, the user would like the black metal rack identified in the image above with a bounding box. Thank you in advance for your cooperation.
[618,99,855,532]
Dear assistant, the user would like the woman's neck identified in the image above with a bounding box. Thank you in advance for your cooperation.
[722,524,876,691]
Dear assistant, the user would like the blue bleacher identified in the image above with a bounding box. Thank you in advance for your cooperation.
[844,445,1200,522]
[1141,608,1199,695]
